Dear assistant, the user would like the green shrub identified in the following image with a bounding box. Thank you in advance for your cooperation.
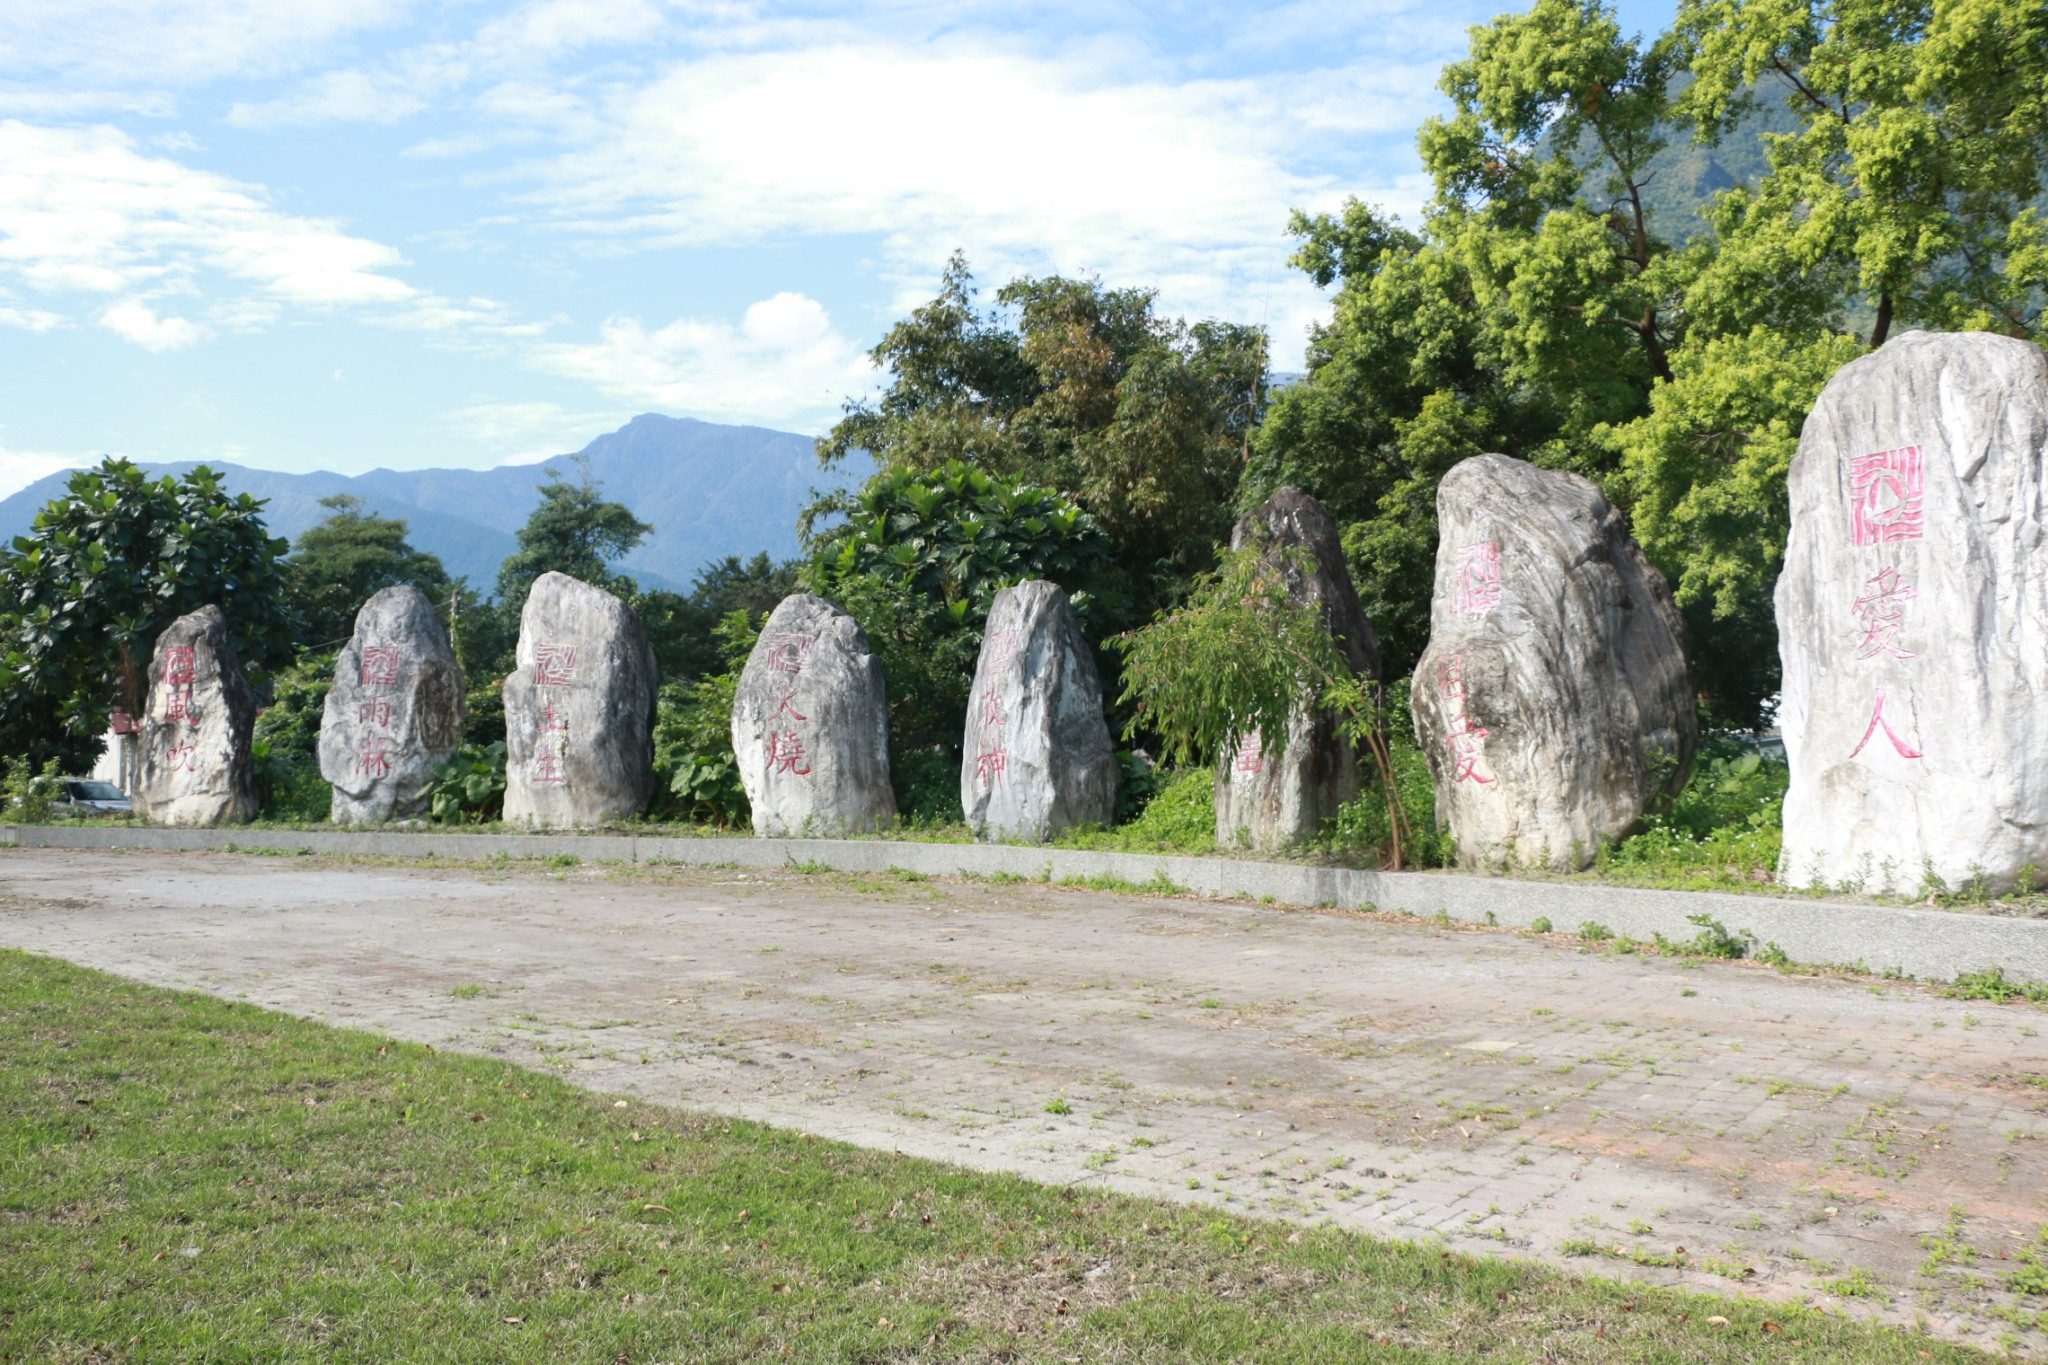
[1596,739,1786,889]
[1,757,61,823]
[425,742,507,823]
[252,651,336,765]
[663,749,747,827]
[253,742,331,822]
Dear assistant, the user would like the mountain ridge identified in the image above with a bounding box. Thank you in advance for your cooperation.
[0,414,873,597]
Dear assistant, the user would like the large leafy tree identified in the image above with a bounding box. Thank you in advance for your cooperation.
[635,552,800,683]
[820,254,1266,620]
[284,495,453,646]
[1253,0,2047,725]
[493,461,653,608]
[0,459,294,769]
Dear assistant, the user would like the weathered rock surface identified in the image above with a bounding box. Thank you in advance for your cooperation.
[960,581,1117,842]
[503,572,658,828]
[317,585,465,823]
[732,593,896,836]
[1411,454,1695,870]
[1778,330,2048,892]
[134,604,259,826]
[1214,488,1384,851]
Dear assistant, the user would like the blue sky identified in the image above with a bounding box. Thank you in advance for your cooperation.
[0,0,1678,499]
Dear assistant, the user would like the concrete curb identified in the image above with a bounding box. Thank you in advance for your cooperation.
[5,823,2044,986]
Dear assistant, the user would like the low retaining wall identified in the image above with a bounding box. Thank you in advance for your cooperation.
[5,823,2044,987]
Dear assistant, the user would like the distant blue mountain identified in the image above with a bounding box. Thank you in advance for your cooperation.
[0,415,874,596]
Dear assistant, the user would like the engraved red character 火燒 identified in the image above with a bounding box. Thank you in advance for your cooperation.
[1451,540,1502,616]
[767,729,812,777]
[1848,446,1925,546]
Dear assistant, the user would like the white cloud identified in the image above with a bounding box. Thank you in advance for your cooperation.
[226,69,428,127]
[441,399,630,464]
[527,292,873,431]
[0,445,96,501]
[0,0,412,88]
[0,300,65,332]
[99,299,203,351]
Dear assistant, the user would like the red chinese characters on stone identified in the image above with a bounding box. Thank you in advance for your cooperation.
[1435,653,1466,703]
[974,748,1008,787]
[531,744,567,785]
[1849,688,1923,761]
[533,643,578,688]
[983,629,1020,661]
[163,688,192,723]
[764,633,813,676]
[357,698,393,728]
[1848,446,1925,546]
[1445,717,1493,784]
[1232,733,1264,776]
[1451,541,1502,616]
[359,645,400,689]
[977,686,1007,730]
[767,729,812,777]
[161,646,196,686]
[1852,566,1919,661]
[356,735,394,778]
[166,741,197,773]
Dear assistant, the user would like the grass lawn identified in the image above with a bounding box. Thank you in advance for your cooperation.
[0,949,1983,1363]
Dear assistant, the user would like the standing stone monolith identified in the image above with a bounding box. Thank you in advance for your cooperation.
[1778,330,2048,893]
[317,585,465,823]
[1214,487,1384,851]
[1411,454,1696,870]
[960,580,1117,842]
[732,593,896,836]
[503,571,657,828]
[134,604,259,826]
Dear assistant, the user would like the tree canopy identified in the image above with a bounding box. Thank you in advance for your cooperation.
[284,495,453,646]
[0,459,294,769]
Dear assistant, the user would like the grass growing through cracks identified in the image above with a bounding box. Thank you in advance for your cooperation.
[0,950,1987,1364]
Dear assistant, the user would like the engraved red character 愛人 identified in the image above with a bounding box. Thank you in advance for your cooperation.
[1848,446,1926,546]
[359,644,400,690]
[1451,540,1503,616]
[533,642,578,688]
[1232,732,1263,776]
[1852,566,1919,662]
[767,729,812,777]
[974,748,1008,787]
[1848,687,1923,761]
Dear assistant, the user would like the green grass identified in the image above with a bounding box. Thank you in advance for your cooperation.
[0,951,1988,1363]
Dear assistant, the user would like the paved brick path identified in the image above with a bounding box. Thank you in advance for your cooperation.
[3,849,2044,1353]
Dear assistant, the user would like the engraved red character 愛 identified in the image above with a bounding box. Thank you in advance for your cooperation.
[1852,566,1919,661]
[1451,540,1502,616]
[1848,446,1925,546]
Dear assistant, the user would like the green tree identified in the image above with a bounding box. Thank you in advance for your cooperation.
[803,461,1115,818]
[494,461,653,608]
[0,459,293,769]
[820,254,1266,620]
[284,495,453,646]
[1253,0,2048,725]
[636,553,800,683]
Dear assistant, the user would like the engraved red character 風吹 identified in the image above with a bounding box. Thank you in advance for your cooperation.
[1232,732,1263,776]
[163,687,192,723]
[767,729,812,776]
[161,645,197,686]
[534,642,578,688]
[359,644,400,689]
[166,740,197,773]
[1852,566,1919,661]
[1848,446,1925,546]
[1848,687,1923,761]
[1451,540,1502,615]
[974,748,1008,787]
[1445,716,1493,784]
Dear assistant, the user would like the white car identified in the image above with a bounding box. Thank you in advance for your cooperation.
[55,779,134,817]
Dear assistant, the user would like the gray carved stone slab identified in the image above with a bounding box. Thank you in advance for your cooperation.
[1412,454,1696,870]
[960,580,1117,843]
[1214,487,1383,851]
[732,593,896,837]
[503,572,658,828]
[317,585,465,824]
[1777,330,2048,892]
[133,604,259,827]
